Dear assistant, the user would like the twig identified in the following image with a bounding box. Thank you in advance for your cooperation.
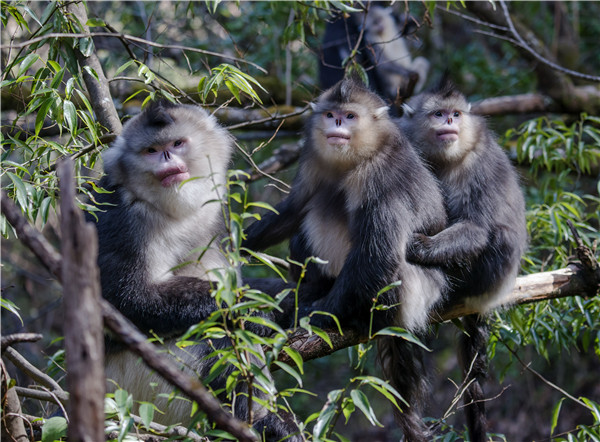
[498,0,600,83]
[14,386,69,406]
[0,32,267,73]
[3,347,64,393]
[1,333,43,353]
[498,335,591,410]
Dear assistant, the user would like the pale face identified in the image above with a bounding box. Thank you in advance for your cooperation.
[141,137,191,187]
[428,108,462,145]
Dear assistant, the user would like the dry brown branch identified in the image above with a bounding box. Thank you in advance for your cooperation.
[1,359,28,442]
[1,333,43,353]
[59,158,105,442]
[276,264,599,365]
[3,347,63,394]
[65,3,122,135]
[463,2,600,115]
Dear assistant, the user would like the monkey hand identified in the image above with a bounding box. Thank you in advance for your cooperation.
[406,233,432,264]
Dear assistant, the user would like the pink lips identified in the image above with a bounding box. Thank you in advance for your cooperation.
[436,130,459,142]
[326,132,351,145]
[156,166,190,187]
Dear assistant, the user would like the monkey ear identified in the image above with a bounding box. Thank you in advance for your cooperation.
[467,103,472,113]
[374,106,389,119]
[401,103,415,117]
[309,102,318,112]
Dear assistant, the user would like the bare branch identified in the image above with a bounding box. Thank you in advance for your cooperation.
[0,32,267,74]
[498,0,600,83]
[64,3,122,135]
[58,158,105,441]
[276,264,600,366]
[1,359,28,442]
[3,347,64,394]
[1,333,43,353]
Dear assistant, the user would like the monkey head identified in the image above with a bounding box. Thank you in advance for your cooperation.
[401,81,481,164]
[308,77,395,169]
[102,101,233,216]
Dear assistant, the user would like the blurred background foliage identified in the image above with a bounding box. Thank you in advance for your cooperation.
[1,1,599,440]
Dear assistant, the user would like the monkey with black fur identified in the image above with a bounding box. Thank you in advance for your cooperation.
[400,80,528,442]
[86,100,303,440]
[243,77,448,441]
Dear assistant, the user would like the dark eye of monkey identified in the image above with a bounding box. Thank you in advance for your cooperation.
[453,111,461,118]
[347,113,355,119]
[174,140,183,147]
[146,147,158,154]
[434,111,443,117]
[326,112,334,118]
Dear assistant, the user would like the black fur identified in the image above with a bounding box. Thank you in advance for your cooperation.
[401,80,527,441]
[88,102,303,440]
[244,78,448,441]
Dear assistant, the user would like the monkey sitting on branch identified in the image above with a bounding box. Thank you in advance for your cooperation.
[400,79,528,442]
[86,100,303,440]
[243,76,449,441]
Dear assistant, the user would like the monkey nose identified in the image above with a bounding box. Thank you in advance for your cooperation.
[163,151,172,161]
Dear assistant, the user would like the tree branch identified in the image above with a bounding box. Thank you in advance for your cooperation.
[64,3,122,135]
[59,159,105,442]
[276,264,599,366]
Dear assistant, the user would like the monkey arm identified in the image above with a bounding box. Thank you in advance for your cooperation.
[243,195,304,252]
[407,221,489,266]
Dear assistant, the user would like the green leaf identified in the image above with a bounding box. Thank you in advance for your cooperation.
[273,361,303,387]
[282,346,304,374]
[1,298,23,324]
[138,402,155,429]
[86,17,106,27]
[313,389,343,438]
[63,100,77,133]
[350,389,382,427]
[551,398,564,435]
[17,53,40,77]
[6,172,29,210]
[41,416,67,442]
[374,327,432,351]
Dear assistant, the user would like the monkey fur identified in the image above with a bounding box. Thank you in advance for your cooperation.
[243,77,448,440]
[87,101,302,439]
[400,80,528,442]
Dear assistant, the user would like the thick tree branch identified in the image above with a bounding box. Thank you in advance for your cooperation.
[278,264,600,366]
[59,159,105,442]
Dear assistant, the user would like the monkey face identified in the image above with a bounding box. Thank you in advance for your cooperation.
[103,103,233,217]
[429,109,461,144]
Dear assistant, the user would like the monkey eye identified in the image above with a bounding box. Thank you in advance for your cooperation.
[325,112,334,118]
[453,111,461,118]
[146,147,158,154]
[433,111,443,117]
[173,139,183,147]
[346,113,355,119]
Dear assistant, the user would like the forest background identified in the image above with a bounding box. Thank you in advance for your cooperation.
[1,1,600,441]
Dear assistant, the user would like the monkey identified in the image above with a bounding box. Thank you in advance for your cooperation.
[319,3,429,110]
[243,77,448,441]
[364,5,430,97]
[85,100,303,440]
[399,79,528,442]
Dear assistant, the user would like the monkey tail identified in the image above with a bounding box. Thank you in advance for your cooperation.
[378,336,430,442]
[458,314,490,442]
